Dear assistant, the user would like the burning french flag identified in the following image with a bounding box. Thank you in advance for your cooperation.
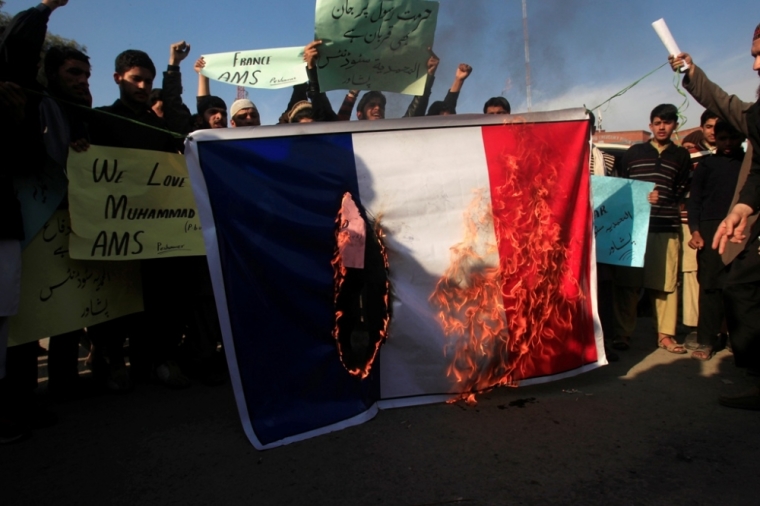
[185,110,604,450]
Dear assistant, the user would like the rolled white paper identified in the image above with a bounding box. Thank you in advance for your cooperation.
[652,18,689,70]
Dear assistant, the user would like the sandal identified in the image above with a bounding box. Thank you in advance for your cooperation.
[658,335,687,354]
[691,346,714,361]
[612,336,630,351]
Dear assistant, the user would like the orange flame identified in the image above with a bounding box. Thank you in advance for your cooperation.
[431,129,583,404]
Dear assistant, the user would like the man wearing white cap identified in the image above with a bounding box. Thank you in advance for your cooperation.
[230,99,260,127]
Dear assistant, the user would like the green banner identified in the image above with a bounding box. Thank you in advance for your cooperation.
[201,47,308,89]
[315,0,439,95]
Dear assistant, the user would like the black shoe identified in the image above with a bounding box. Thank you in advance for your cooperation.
[604,346,619,362]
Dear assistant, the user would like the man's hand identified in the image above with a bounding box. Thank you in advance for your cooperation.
[194,57,206,74]
[713,203,754,254]
[455,64,472,81]
[668,53,694,79]
[426,47,440,76]
[304,40,322,69]
[688,230,704,250]
[450,63,472,93]
[169,41,191,66]
[70,138,90,153]
[42,0,68,11]
[0,82,27,125]
[647,190,659,204]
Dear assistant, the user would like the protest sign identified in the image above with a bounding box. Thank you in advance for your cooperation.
[67,145,205,260]
[201,47,308,90]
[14,162,68,250]
[315,0,439,95]
[8,210,143,346]
[591,176,655,267]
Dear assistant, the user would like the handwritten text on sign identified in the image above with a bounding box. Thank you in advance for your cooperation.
[201,47,308,90]
[315,0,439,95]
[67,145,205,260]
[591,176,655,267]
[8,210,144,346]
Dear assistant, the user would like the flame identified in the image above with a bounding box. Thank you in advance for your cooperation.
[331,193,391,379]
[431,128,583,404]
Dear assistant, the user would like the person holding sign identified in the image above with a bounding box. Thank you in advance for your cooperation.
[304,40,440,121]
[89,46,211,389]
[192,57,228,129]
[613,104,691,355]
[670,23,760,409]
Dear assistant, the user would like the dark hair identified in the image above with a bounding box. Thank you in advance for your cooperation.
[289,108,313,123]
[483,97,511,114]
[44,45,90,83]
[700,109,719,126]
[149,88,164,105]
[681,130,704,146]
[427,101,454,116]
[357,91,386,116]
[715,120,744,139]
[114,49,156,78]
[197,95,227,116]
[650,103,678,123]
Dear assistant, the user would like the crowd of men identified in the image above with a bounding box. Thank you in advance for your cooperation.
[0,0,759,445]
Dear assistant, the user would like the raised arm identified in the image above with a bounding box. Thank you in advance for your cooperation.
[403,47,439,118]
[194,57,210,97]
[303,40,337,121]
[442,63,472,113]
[670,53,752,135]
[0,1,67,86]
[161,40,194,134]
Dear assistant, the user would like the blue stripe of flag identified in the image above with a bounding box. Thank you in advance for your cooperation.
[198,133,379,445]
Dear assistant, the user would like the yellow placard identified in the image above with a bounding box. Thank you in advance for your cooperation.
[67,145,206,260]
[9,210,144,346]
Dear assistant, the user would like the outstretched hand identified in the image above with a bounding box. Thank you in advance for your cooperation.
[713,204,754,254]
[169,41,191,66]
[668,53,694,79]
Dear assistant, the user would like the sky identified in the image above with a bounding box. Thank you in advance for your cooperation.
[3,0,759,131]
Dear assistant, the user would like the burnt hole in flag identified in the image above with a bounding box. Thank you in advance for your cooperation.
[331,192,391,378]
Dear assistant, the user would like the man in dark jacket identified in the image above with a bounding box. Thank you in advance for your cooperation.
[671,21,760,409]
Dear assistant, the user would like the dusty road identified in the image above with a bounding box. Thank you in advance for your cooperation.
[4,318,759,506]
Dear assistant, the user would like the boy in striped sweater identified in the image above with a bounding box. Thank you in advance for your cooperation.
[613,104,692,354]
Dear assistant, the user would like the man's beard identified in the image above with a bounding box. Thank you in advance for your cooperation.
[757,81,760,100]
[49,82,92,107]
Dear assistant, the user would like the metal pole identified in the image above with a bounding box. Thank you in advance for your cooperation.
[522,0,532,112]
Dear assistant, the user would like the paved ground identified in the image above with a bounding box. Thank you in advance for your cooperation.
[4,318,759,505]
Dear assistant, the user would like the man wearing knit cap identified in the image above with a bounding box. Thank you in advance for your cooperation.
[670,21,760,409]
[230,98,260,127]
